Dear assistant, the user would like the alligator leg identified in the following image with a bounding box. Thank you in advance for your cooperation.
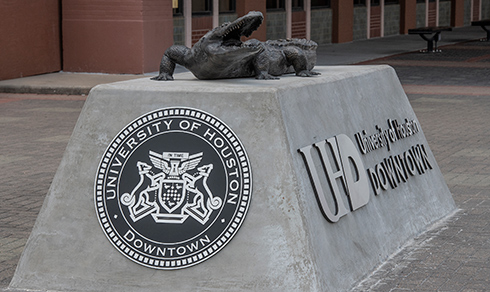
[151,45,190,81]
[253,49,280,80]
[284,47,320,77]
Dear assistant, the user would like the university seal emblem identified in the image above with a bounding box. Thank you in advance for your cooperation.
[95,107,252,269]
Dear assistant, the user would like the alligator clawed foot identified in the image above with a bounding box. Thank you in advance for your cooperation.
[255,72,280,80]
[296,70,321,77]
[151,73,174,81]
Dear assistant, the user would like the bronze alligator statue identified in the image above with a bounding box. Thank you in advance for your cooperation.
[151,11,319,81]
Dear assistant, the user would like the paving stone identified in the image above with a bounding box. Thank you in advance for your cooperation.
[0,94,84,290]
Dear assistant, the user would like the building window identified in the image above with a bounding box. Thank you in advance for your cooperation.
[219,0,235,13]
[173,0,183,16]
[354,0,366,7]
[312,0,331,8]
[385,0,399,4]
[292,0,304,11]
[267,0,285,11]
[192,0,212,15]
[173,0,234,15]
[371,0,380,6]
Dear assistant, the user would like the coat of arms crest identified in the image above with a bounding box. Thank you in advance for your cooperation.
[95,107,252,269]
[120,151,222,225]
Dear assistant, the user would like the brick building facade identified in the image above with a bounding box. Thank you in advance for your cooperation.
[1,0,489,80]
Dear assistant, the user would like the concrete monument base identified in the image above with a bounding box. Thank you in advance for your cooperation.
[9,66,455,291]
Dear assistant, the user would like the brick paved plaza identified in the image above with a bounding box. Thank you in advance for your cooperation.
[1,39,489,291]
[0,94,85,288]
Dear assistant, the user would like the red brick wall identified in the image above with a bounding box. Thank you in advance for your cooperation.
[400,0,417,34]
[331,0,353,43]
[142,1,175,71]
[292,11,306,39]
[192,16,213,45]
[62,0,173,74]
[370,5,382,38]
[236,0,267,41]
[0,0,61,80]
[451,0,465,27]
[472,0,480,21]
[428,2,437,26]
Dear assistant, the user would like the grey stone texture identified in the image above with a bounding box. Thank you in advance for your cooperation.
[9,66,454,291]
[311,8,332,45]
[384,4,400,36]
[416,3,426,28]
[464,0,472,26]
[266,11,287,40]
[483,0,490,19]
[173,16,185,46]
[353,6,368,41]
[439,1,452,27]
[219,13,238,24]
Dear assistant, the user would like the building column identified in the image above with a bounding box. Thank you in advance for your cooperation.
[451,0,465,27]
[286,0,292,38]
[381,0,385,37]
[236,0,267,41]
[184,0,192,47]
[436,0,440,25]
[331,0,353,43]
[213,0,219,27]
[425,0,429,26]
[367,0,371,39]
[367,0,384,39]
[400,0,416,34]
[305,0,311,39]
[471,0,482,21]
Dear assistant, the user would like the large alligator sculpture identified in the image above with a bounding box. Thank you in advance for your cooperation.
[151,11,319,81]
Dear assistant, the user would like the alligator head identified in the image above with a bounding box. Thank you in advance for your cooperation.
[213,11,264,46]
[189,11,265,79]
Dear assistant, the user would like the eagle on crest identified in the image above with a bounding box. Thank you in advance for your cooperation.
[149,151,203,177]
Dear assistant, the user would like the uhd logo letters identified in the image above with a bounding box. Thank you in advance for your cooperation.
[298,134,370,223]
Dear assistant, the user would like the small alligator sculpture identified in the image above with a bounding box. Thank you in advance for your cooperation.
[151,11,319,81]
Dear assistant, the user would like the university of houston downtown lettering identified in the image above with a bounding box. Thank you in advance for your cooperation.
[95,107,252,269]
[298,118,433,223]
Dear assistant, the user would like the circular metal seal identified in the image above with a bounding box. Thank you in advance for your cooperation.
[94,107,252,269]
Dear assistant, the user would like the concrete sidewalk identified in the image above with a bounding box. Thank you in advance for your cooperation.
[1,25,490,291]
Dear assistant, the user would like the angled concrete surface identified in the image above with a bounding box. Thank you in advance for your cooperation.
[6,67,454,291]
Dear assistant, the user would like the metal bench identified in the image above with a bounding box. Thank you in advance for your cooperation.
[408,26,452,52]
[471,19,490,41]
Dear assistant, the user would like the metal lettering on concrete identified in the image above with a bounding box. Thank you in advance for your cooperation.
[298,134,370,223]
[298,118,433,223]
